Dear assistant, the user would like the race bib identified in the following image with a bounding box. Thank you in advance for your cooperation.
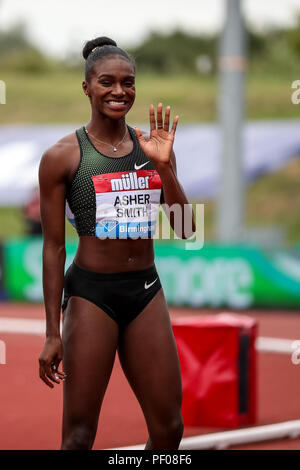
[92,170,162,239]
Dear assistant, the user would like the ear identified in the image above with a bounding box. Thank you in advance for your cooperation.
[82,80,90,97]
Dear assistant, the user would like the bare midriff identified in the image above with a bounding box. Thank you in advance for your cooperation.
[73,236,155,273]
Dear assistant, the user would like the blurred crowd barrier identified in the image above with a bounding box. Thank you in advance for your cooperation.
[1,122,300,204]
[0,237,300,309]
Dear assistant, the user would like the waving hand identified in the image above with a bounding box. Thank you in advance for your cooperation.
[135,103,179,166]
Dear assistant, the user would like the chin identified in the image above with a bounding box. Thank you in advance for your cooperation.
[107,111,128,120]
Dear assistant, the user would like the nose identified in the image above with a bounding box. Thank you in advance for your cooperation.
[111,82,125,97]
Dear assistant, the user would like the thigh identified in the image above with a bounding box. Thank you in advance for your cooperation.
[62,296,119,432]
[117,289,182,425]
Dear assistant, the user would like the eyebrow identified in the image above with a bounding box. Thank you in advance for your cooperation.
[98,74,135,79]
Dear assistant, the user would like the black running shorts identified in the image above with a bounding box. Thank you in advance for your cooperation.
[62,261,162,327]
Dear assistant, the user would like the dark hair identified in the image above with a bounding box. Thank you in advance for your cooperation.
[82,36,135,80]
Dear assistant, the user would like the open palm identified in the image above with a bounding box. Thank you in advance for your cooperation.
[135,103,179,165]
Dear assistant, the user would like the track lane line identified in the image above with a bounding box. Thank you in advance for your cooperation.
[0,316,298,353]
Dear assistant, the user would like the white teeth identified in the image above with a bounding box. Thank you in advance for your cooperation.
[108,101,125,105]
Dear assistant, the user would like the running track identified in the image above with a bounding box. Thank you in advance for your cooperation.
[0,303,300,450]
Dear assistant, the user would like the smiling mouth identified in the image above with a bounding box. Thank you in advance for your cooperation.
[106,100,128,106]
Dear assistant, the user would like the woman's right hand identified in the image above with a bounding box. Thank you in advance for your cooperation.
[39,336,66,388]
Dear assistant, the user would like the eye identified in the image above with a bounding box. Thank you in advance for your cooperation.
[100,80,112,86]
[124,81,135,87]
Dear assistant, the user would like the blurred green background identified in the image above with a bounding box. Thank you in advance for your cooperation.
[0,22,300,242]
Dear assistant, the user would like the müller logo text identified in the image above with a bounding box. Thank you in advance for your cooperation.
[111,173,150,191]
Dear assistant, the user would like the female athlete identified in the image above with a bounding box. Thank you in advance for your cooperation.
[38,36,195,450]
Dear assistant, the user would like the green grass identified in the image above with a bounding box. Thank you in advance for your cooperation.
[0,206,78,239]
[0,207,26,238]
[0,69,299,124]
[246,156,300,243]
[196,157,300,245]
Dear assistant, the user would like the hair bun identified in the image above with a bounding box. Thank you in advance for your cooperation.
[82,37,117,60]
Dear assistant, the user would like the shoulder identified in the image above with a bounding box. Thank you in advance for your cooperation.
[40,132,80,170]
[41,132,78,161]
[39,132,79,180]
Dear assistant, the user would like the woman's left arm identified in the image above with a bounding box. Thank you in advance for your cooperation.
[135,103,196,239]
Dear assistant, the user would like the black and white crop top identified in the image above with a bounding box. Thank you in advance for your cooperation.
[65,125,163,239]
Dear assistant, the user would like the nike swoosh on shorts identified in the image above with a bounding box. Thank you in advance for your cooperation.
[134,162,149,170]
[144,277,158,289]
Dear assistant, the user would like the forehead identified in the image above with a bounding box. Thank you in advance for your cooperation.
[92,55,135,77]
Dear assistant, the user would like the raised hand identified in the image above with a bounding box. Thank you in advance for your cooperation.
[135,103,179,166]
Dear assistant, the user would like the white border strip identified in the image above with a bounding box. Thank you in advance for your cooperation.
[256,336,296,354]
[0,317,298,354]
[108,420,300,450]
[0,318,298,356]
[0,317,62,335]
[0,317,45,335]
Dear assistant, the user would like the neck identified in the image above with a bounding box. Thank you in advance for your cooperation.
[85,110,127,142]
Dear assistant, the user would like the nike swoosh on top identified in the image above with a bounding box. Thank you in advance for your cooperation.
[134,162,149,170]
[144,277,158,289]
